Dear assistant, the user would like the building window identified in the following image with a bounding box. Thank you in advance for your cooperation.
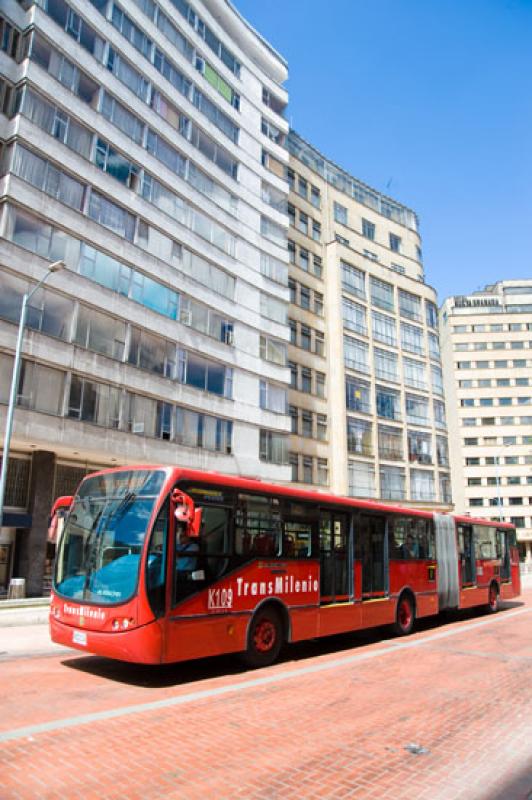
[410,469,435,502]
[370,277,394,312]
[426,302,438,329]
[408,431,432,464]
[403,358,427,390]
[343,298,367,336]
[399,290,422,322]
[300,324,311,351]
[406,394,429,425]
[347,417,372,456]
[297,176,308,198]
[341,262,365,299]
[344,336,369,373]
[348,461,375,498]
[376,386,401,421]
[259,380,287,414]
[401,322,425,356]
[334,202,348,225]
[317,458,328,486]
[301,411,313,438]
[389,233,401,253]
[378,425,403,461]
[302,456,313,484]
[289,453,299,482]
[289,406,298,434]
[372,311,397,347]
[362,218,375,240]
[381,465,405,500]
[259,430,288,464]
[374,348,398,382]
[346,378,371,413]
[437,437,449,467]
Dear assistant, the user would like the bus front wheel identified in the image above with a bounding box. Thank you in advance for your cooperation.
[394,593,415,636]
[241,606,283,668]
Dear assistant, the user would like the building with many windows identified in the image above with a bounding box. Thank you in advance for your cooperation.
[0,0,291,595]
[440,281,532,562]
[280,132,452,507]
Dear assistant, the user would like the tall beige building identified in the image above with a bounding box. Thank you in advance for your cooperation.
[265,131,451,508]
[440,281,532,562]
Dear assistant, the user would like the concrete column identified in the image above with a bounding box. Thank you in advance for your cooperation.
[18,451,55,597]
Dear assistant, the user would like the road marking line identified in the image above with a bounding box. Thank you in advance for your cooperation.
[0,606,529,745]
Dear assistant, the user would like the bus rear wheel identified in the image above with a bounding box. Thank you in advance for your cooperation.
[394,594,415,636]
[242,607,283,668]
[488,583,499,613]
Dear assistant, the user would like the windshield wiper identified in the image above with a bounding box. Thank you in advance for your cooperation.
[109,491,137,522]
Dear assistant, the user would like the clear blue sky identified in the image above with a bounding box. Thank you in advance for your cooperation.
[236,0,532,304]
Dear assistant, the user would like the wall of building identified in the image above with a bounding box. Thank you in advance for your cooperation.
[440,281,532,561]
[0,0,291,594]
[286,133,451,508]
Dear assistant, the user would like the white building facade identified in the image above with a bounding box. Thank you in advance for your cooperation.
[440,281,532,562]
[286,132,452,509]
[0,0,290,595]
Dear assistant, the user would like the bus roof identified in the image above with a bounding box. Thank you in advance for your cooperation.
[79,465,515,531]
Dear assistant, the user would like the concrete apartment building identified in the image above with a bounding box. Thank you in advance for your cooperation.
[0,0,292,595]
[282,132,452,508]
[440,281,532,563]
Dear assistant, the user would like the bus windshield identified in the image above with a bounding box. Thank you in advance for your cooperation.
[54,469,166,605]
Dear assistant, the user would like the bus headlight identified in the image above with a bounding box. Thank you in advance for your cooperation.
[111,617,135,631]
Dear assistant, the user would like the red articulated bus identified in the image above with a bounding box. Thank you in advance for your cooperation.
[50,466,520,667]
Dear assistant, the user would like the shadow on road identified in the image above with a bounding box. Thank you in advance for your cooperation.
[61,599,524,689]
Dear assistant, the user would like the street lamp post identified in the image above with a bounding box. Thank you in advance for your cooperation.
[0,261,64,529]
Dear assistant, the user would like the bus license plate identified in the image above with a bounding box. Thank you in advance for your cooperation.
[73,630,87,646]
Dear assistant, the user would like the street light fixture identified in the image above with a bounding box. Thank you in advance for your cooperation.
[0,261,65,528]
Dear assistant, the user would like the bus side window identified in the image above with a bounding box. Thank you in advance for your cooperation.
[146,501,168,618]
[410,518,429,559]
[391,518,408,558]
[234,494,281,557]
[201,505,231,579]
[282,501,319,558]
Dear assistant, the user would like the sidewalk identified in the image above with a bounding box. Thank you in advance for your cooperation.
[0,597,51,627]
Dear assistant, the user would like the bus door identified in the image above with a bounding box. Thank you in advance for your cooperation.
[457,524,475,586]
[359,514,388,598]
[497,529,511,582]
[319,511,351,603]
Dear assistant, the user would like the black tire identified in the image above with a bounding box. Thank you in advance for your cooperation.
[394,593,415,636]
[487,582,499,614]
[241,607,283,668]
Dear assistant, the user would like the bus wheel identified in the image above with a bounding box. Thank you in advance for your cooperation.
[394,593,415,636]
[488,583,499,613]
[242,607,283,668]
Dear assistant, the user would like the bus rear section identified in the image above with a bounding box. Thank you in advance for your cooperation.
[434,513,520,613]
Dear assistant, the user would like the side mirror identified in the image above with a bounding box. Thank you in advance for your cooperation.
[171,490,202,538]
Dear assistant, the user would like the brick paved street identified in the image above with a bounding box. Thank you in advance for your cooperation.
[1,591,531,800]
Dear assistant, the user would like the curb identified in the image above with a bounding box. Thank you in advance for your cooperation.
[0,598,51,627]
